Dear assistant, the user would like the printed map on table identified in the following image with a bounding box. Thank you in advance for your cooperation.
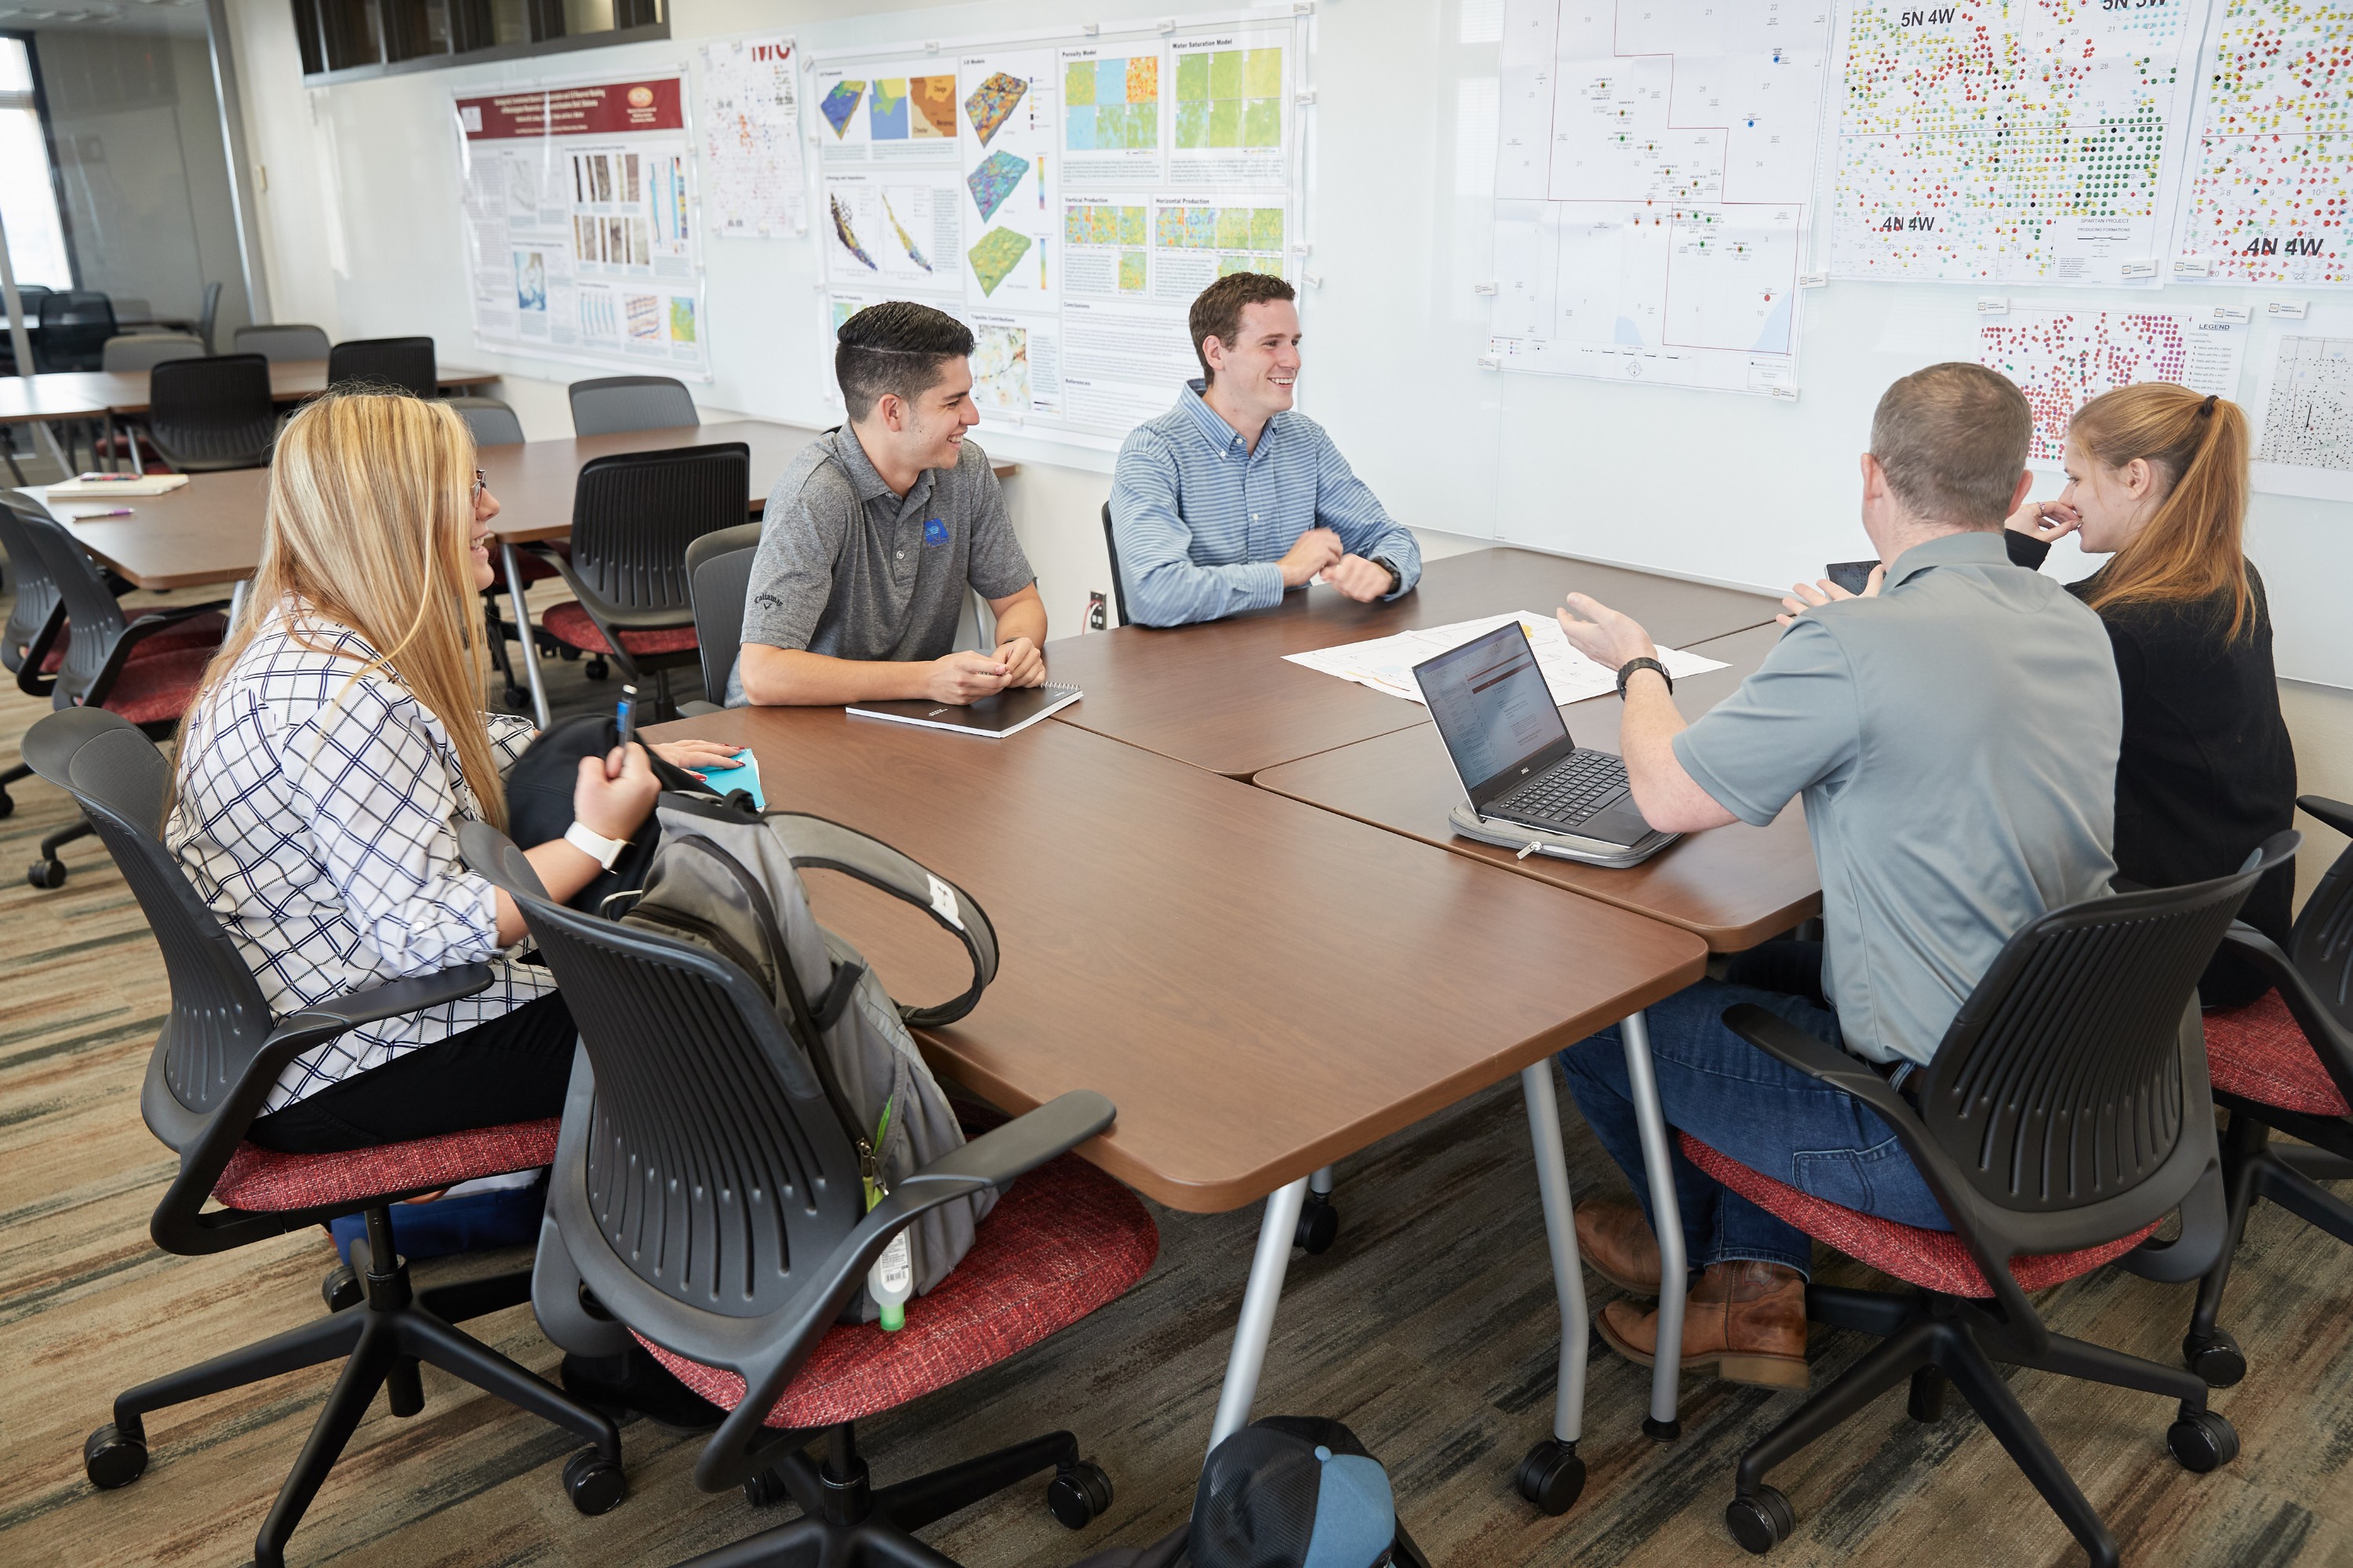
[1287,613,1729,708]
[1980,307,2248,463]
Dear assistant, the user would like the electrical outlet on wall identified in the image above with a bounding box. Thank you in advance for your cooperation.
[1087,591,1107,631]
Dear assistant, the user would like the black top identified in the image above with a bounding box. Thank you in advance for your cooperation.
[2007,530,2297,1007]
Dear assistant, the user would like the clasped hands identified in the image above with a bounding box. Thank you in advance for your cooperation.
[1278,526,1391,602]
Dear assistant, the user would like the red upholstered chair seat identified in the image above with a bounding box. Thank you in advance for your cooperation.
[38,609,227,675]
[635,1152,1158,1430]
[1681,1133,2159,1298]
[212,1118,560,1212]
[98,646,222,726]
[2205,990,2351,1118]
[540,600,699,657]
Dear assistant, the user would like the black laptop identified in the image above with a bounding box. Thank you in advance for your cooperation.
[1411,621,1658,848]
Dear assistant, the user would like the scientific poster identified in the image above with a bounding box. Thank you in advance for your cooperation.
[2252,305,2353,500]
[454,74,710,378]
[1977,305,2247,464]
[698,35,806,238]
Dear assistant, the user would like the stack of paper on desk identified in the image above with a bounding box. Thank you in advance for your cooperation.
[1283,612,1729,708]
[44,473,191,498]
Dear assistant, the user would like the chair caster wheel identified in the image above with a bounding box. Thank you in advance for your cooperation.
[2167,1408,2238,1473]
[1294,1193,1340,1255]
[1725,1485,1795,1555]
[0,788,13,817]
[28,857,66,889]
[85,1422,147,1489]
[321,1264,362,1312]
[1513,1438,1584,1515]
[557,644,581,660]
[584,658,609,682]
[2184,1332,2246,1388]
[502,686,531,712]
[563,1448,626,1515]
[742,1465,788,1508]
[1046,1459,1113,1529]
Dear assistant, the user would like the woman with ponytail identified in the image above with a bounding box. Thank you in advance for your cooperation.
[169,391,734,1152]
[2005,383,2296,1006]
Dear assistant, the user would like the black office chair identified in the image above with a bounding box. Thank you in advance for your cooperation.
[448,394,526,446]
[461,820,1154,1567]
[1687,834,2297,1568]
[1100,500,1129,627]
[683,518,762,711]
[23,709,626,1568]
[9,494,229,886]
[36,289,115,371]
[146,354,278,471]
[2174,798,2353,1387]
[569,373,698,436]
[196,279,223,352]
[328,334,438,398]
[446,395,557,708]
[534,442,747,716]
[231,322,332,362]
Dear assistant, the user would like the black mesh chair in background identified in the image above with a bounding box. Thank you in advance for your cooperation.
[682,519,762,712]
[231,322,331,362]
[328,334,438,398]
[195,280,223,352]
[447,395,526,447]
[534,442,748,716]
[569,373,698,436]
[447,395,555,708]
[35,289,115,371]
[145,355,279,472]
[23,709,626,1568]
[1689,835,2297,1567]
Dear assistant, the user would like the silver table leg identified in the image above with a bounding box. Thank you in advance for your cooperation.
[1308,1165,1333,1197]
[227,579,249,631]
[500,541,552,729]
[1620,1008,1687,1438]
[1207,1176,1309,1455]
[1520,1060,1587,1444]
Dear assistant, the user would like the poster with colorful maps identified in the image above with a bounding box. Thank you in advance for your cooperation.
[967,150,1031,223]
[812,61,959,168]
[1148,196,1286,301]
[2170,0,2352,286]
[1067,52,1162,154]
[2254,327,2353,499]
[1169,30,1291,186]
[1829,0,2202,285]
[697,35,806,238]
[954,50,1056,311]
[1064,198,1151,299]
[1979,306,2248,463]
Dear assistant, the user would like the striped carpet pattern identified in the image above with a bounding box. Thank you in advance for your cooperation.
[2,585,2349,1567]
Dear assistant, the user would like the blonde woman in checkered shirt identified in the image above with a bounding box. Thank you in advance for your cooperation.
[169,392,736,1153]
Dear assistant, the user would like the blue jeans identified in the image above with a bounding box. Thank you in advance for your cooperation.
[1558,976,1948,1280]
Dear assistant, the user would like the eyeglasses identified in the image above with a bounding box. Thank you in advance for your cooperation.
[471,468,488,500]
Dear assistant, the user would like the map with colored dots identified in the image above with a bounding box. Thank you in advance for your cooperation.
[2173,0,2351,284]
[2255,334,2353,497]
[1830,0,2199,284]
[1979,307,2249,462]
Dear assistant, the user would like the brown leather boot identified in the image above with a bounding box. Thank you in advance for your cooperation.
[1573,1200,1663,1297]
[1595,1261,1809,1390]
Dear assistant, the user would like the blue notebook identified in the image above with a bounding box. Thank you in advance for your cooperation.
[691,748,766,809]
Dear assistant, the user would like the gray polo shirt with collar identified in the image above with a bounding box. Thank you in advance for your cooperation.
[1673,529,2122,1067]
[727,426,1035,705]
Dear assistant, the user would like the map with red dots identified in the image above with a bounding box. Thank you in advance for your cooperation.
[1980,306,2249,461]
[1831,0,2200,284]
[2172,0,2351,284]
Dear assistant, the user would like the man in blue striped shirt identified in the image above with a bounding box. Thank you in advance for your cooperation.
[1109,273,1421,627]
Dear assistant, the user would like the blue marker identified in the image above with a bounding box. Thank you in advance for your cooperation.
[617,683,638,746]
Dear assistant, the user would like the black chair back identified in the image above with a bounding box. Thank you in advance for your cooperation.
[328,335,437,398]
[685,521,762,703]
[231,323,330,362]
[569,374,698,437]
[0,492,64,677]
[147,355,277,472]
[567,442,748,621]
[1101,500,1129,626]
[196,280,222,353]
[2286,798,2353,1028]
[7,495,136,706]
[36,289,115,370]
[20,709,276,1148]
[447,395,526,446]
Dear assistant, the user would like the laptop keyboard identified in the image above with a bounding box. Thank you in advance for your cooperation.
[1492,750,1629,828]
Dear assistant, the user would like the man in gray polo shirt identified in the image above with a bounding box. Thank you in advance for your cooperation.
[729,301,1046,707]
[1547,363,2121,1392]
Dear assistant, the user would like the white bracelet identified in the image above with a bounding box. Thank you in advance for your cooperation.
[564,820,627,870]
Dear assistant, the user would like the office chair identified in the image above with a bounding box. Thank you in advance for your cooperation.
[536,442,747,717]
[196,279,223,352]
[1684,835,2296,1568]
[101,332,207,372]
[22,709,627,1568]
[328,334,438,398]
[146,355,279,471]
[448,394,526,446]
[446,395,562,708]
[9,495,229,886]
[461,820,1155,1567]
[1100,500,1129,627]
[36,289,116,371]
[569,373,698,436]
[684,518,762,711]
[2174,797,2353,1388]
[232,322,332,362]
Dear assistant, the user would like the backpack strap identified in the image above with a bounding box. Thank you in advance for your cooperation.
[766,813,998,1029]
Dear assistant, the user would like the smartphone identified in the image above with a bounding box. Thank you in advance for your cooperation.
[1824,560,1879,595]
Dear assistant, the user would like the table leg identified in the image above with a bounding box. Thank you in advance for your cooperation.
[500,542,552,729]
[1207,1177,1308,1456]
[1519,1060,1587,1443]
[227,579,249,631]
[1620,1009,1687,1439]
[30,417,71,480]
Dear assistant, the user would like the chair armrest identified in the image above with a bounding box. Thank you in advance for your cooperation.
[677,700,722,718]
[15,600,64,697]
[2298,795,2353,841]
[266,964,496,1047]
[85,598,234,706]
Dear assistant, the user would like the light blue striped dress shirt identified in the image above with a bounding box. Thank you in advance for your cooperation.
[1108,380,1421,628]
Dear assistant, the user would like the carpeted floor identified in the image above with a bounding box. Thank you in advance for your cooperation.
[2,582,2350,1568]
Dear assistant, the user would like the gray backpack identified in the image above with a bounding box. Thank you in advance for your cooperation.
[617,793,1001,1321]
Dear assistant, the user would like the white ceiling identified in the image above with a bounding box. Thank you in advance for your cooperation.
[0,2,209,38]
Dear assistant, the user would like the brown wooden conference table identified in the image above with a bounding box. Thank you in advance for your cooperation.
[647,700,1711,1473]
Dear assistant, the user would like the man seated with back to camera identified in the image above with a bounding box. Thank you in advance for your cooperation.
[1543,362,2124,1389]
[729,300,1047,706]
[1107,271,1421,626]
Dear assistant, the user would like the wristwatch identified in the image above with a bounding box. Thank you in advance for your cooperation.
[564,820,627,870]
[1615,656,1672,699]
[1372,557,1403,595]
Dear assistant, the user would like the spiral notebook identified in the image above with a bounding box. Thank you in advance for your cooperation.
[845,683,1081,738]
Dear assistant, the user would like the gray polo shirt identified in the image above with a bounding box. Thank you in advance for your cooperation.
[726,426,1035,705]
[1675,529,2122,1067]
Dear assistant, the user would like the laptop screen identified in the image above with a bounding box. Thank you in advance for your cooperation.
[1413,623,1574,802]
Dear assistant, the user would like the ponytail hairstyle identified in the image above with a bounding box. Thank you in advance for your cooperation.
[179,391,509,828]
[2065,383,2253,640]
